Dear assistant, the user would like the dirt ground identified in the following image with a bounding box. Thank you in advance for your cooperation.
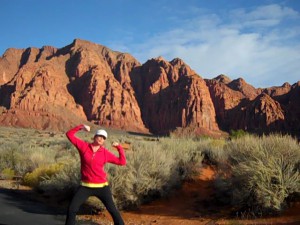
[83,166,300,225]
[1,166,300,225]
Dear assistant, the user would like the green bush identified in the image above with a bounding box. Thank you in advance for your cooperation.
[23,163,65,188]
[230,129,248,139]
[1,168,15,179]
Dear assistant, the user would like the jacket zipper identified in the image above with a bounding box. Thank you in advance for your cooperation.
[92,152,96,159]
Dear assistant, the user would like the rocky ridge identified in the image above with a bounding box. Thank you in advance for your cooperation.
[0,39,299,136]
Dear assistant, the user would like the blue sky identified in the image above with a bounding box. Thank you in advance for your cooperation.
[1,0,300,88]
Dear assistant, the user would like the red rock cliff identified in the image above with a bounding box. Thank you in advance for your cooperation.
[0,39,299,136]
[136,57,219,134]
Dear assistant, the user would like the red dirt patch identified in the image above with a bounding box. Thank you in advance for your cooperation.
[94,165,300,225]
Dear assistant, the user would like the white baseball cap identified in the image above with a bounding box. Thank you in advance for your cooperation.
[95,129,108,139]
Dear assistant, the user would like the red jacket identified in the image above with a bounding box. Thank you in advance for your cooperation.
[66,125,126,184]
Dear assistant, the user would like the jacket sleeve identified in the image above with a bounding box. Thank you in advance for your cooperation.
[66,124,89,153]
[106,145,127,166]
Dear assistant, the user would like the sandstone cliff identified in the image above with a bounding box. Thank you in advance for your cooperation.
[0,39,147,132]
[0,39,299,136]
[134,57,219,134]
[206,76,299,135]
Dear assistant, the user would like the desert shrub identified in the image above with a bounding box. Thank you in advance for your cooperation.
[200,138,228,165]
[23,163,65,188]
[1,168,15,179]
[216,134,300,215]
[169,125,198,138]
[39,158,80,192]
[107,137,204,209]
[0,143,23,173]
[0,130,66,176]
[229,129,248,139]
[160,137,204,179]
[0,127,79,192]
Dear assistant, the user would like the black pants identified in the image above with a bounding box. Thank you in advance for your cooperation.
[65,185,124,225]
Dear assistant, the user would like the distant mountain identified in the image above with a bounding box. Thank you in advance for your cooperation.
[0,39,299,137]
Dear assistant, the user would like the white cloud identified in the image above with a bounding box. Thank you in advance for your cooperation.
[118,3,300,88]
[231,4,299,28]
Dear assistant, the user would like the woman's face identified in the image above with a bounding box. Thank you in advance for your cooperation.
[93,135,106,146]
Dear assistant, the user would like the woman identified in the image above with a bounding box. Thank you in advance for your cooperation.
[65,124,126,225]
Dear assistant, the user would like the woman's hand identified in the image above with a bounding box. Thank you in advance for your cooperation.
[82,124,90,132]
[112,142,119,147]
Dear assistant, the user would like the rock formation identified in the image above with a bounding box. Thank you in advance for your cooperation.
[231,93,286,133]
[135,57,219,134]
[0,39,299,137]
[206,75,299,135]
[0,39,147,132]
